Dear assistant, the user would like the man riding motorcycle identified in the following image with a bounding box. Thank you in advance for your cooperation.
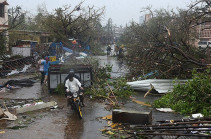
[65,71,85,108]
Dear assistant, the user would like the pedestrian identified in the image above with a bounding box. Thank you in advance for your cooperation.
[118,45,124,59]
[41,56,60,85]
[38,58,45,85]
[106,45,112,55]
[114,45,119,56]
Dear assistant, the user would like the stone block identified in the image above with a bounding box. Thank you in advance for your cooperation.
[112,109,152,125]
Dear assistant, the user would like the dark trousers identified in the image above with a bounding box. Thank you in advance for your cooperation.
[40,71,45,84]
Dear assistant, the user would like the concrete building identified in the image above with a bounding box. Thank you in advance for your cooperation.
[199,22,211,42]
[0,0,8,51]
[139,16,145,25]
[145,14,152,23]
[113,25,124,39]
[9,30,53,46]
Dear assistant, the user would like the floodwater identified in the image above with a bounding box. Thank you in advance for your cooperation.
[98,44,128,78]
[0,51,183,139]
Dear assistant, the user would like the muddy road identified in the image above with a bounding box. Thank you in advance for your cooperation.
[0,53,183,139]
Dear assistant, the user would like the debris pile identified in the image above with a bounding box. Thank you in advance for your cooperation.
[0,56,35,77]
[0,101,17,121]
[100,115,129,138]
[128,117,211,138]
[0,79,36,93]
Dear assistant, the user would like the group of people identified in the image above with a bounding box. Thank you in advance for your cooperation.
[106,44,124,58]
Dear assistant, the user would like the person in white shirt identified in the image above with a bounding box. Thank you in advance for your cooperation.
[65,73,84,107]
[38,59,45,85]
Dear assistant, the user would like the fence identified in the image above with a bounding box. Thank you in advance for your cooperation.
[48,64,93,93]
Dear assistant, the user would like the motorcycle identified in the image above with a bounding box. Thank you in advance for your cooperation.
[67,91,83,119]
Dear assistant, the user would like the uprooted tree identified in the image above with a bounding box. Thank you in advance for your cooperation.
[121,0,211,78]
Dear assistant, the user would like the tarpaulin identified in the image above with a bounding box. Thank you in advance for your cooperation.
[63,47,73,53]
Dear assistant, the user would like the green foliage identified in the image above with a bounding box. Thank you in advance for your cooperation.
[153,70,211,116]
[85,62,133,101]
[108,77,133,99]
[121,4,211,79]
[54,83,65,95]
[0,35,6,56]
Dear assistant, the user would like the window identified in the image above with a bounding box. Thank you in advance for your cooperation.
[198,41,207,45]
[0,4,4,18]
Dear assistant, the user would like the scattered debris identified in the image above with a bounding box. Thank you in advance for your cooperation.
[7,126,28,130]
[2,111,17,121]
[127,79,188,94]
[0,131,5,134]
[7,64,31,76]
[0,101,17,121]
[131,98,151,107]
[156,108,175,113]
[100,114,128,138]
[192,113,204,118]
[15,101,57,114]
[102,115,112,120]
[2,78,36,88]
[129,117,211,138]
[0,107,3,117]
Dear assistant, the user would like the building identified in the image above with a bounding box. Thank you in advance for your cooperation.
[199,22,211,42]
[145,14,152,23]
[113,25,124,40]
[139,16,145,25]
[9,30,53,46]
[0,0,9,51]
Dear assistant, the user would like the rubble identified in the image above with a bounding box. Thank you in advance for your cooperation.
[15,101,58,114]
[0,102,17,121]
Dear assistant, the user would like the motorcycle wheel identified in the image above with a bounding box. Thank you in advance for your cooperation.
[76,103,82,119]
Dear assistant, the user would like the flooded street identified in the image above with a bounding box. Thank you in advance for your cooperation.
[1,0,209,138]
[0,53,183,139]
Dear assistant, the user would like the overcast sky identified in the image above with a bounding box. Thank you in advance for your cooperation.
[8,0,190,26]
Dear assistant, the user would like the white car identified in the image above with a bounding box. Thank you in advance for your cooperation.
[198,41,211,48]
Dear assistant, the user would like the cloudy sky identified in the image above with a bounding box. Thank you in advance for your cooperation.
[8,0,190,26]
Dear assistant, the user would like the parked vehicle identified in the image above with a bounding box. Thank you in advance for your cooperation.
[68,91,83,119]
[198,41,211,48]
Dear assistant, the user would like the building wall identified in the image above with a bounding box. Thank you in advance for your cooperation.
[0,0,8,27]
[9,30,52,46]
[199,24,211,42]
[0,0,9,51]
[145,14,152,23]
[139,16,145,25]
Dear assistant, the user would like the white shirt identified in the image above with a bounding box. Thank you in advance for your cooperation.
[38,60,45,72]
[65,77,81,92]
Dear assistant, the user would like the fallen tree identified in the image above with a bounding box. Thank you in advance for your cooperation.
[121,0,211,79]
